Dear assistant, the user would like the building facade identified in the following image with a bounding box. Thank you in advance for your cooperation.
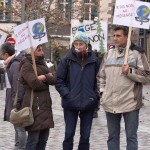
[0,0,20,34]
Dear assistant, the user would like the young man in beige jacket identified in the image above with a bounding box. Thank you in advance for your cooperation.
[97,26,150,150]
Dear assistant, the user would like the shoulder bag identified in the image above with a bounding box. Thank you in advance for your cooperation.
[10,79,34,127]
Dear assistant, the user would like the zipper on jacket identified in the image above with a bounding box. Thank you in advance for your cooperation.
[81,58,84,71]
[80,60,96,108]
[81,66,84,71]
[80,64,84,108]
[37,97,40,110]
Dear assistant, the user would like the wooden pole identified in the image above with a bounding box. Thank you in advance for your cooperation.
[124,0,136,64]
[124,26,132,64]
[26,21,38,77]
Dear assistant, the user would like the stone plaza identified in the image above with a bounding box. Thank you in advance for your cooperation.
[0,85,150,150]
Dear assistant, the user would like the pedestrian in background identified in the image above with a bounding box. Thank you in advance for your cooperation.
[0,59,5,90]
[97,26,150,150]
[20,44,56,150]
[0,42,27,150]
[55,30,101,150]
[93,50,103,118]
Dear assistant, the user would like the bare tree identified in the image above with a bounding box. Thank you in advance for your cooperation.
[2,0,100,60]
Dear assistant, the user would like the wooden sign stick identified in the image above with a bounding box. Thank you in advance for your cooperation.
[27,21,38,77]
[124,26,132,64]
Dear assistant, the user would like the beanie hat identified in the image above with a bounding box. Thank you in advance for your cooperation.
[72,28,89,45]
[25,45,41,54]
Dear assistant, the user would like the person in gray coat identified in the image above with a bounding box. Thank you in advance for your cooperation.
[0,42,27,150]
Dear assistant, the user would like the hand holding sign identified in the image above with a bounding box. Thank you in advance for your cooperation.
[113,0,150,64]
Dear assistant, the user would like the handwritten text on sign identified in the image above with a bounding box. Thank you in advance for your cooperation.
[14,23,31,51]
[113,0,150,29]
[14,18,48,52]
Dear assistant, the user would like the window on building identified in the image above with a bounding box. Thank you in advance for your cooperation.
[58,0,72,20]
[58,0,97,21]
[0,0,11,21]
[84,0,97,20]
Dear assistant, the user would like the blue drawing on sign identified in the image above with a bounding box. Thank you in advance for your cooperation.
[135,5,150,25]
[32,22,45,41]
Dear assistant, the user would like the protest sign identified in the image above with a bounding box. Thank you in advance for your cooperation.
[71,19,108,53]
[113,0,150,29]
[113,0,150,63]
[14,18,48,51]
[28,18,48,47]
[14,22,31,51]
[0,30,8,45]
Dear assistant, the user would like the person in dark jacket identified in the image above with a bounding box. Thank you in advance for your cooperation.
[0,42,27,150]
[20,44,56,150]
[55,30,101,150]
[93,50,103,118]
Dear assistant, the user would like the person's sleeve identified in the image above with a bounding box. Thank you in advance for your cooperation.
[10,62,20,99]
[10,62,25,109]
[44,73,57,85]
[96,53,107,93]
[21,63,49,91]
[94,57,101,100]
[55,59,70,98]
[126,52,150,84]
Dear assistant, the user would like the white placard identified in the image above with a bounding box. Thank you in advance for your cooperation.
[113,0,150,29]
[28,18,48,47]
[14,18,48,51]
[0,30,8,45]
[71,19,108,52]
[14,22,31,51]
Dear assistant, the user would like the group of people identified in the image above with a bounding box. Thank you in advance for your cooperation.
[0,25,150,150]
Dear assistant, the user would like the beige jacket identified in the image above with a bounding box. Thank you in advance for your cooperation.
[97,46,150,113]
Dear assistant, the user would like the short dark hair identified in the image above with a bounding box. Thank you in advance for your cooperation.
[1,42,15,56]
[113,26,129,36]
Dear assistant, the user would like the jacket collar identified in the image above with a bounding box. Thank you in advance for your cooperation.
[66,44,97,64]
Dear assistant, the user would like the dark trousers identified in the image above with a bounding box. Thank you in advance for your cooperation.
[63,109,94,150]
[25,128,50,150]
[106,110,139,150]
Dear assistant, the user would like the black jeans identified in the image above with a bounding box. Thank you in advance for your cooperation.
[63,109,94,150]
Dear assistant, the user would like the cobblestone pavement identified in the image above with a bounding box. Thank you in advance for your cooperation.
[0,85,150,150]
